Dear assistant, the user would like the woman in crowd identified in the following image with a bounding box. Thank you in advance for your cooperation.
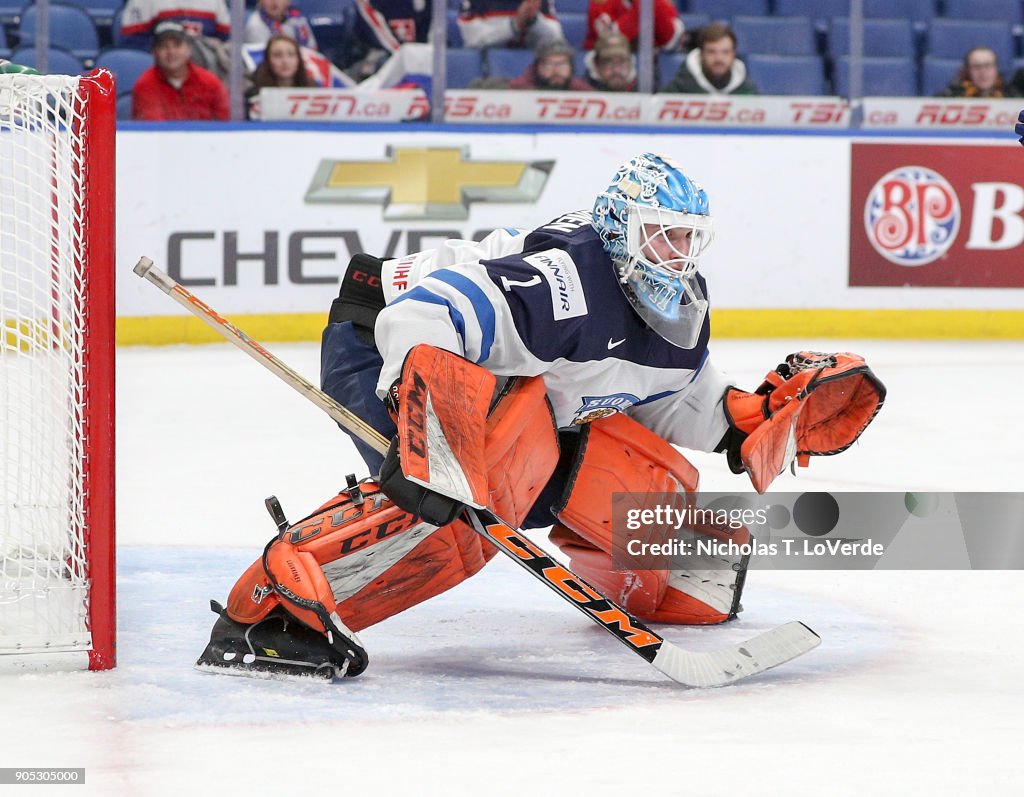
[936,46,1019,98]
[246,34,316,118]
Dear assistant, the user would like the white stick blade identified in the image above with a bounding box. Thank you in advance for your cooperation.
[652,621,821,688]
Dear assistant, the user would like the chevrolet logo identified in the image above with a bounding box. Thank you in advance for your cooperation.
[305,147,553,220]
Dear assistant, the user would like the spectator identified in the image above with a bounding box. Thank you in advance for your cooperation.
[936,47,1020,98]
[583,0,684,52]
[1012,67,1024,96]
[507,39,592,90]
[245,0,318,50]
[1016,109,1024,145]
[246,34,317,119]
[132,21,230,121]
[458,0,564,50]
[120,0,231,49]
[584,30,637,91]
[659,23,757,95]
[352,0,432,52]
[339,0,433,81]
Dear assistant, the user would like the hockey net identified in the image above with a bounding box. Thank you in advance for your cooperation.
[0,70,116,670]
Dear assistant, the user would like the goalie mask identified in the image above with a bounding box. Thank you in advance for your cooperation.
[592,153,714,349]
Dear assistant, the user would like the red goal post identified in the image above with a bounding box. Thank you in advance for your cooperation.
[0,69,116,671]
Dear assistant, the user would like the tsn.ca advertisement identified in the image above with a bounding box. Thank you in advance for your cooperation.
[861,97,1022,131]
[260,88,850,127]
[260,90,1019,130]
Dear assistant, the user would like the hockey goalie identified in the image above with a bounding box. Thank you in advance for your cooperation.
[196,152,885,679]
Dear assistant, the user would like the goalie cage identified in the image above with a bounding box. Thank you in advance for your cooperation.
[0,69,116,671]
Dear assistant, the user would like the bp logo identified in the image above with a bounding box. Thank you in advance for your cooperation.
[864,166,960,266]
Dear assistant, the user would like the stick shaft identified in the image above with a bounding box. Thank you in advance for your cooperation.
[132,257,388,454]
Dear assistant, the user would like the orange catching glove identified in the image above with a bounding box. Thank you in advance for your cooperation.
[719,352,886,493]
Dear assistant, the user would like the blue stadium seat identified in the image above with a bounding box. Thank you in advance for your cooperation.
[745,54,826,94]
[116,91,133,120]
[18,4,100,61]
[486,47,533,80]
[575,48,590,75]
[774,0,850,29]
[109,6,125,45]
[731,15,817,56]
[0,0,22,25]
[556,0,590,13]
[9,45,85,75]
[864,0,937,23]
[926,19,1015,76]
[558,12,587,48]
[95,47,152,95]
[62,0,121,27]
[447,9,462,46]
[943,0,1023,23]
[833,55,918,96]
[658,52,686,90]
[920,54,962,95]
[829,18,915,58]
[679,13,710,34]
[446,47,482,88]
[0,24,8,55]
[688,0,770,20]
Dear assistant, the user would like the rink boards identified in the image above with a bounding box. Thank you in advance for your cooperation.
[112,126,1024,344]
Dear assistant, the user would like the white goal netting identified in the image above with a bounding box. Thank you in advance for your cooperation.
[1,74,95,657]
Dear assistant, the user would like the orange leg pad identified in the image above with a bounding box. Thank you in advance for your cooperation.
[551,525,733,625]
[549,414,744,625]
[225,557,280,625]
[335,518,495,632]
[225,541,342,635]
[224,481,497,633]
[484,376,560,528]
[555,412,699,553]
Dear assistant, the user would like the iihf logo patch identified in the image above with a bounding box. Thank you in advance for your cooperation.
[864,166,960,266]
[572,393,640,425]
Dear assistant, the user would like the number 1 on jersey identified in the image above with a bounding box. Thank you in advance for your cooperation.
[500,275,542,292]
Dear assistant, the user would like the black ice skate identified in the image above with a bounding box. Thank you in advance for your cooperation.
[195,600,367,680]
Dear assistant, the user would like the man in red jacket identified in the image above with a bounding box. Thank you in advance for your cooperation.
[132,21,230,121]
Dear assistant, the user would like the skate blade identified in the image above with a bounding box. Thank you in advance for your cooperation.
[194,660,339,683]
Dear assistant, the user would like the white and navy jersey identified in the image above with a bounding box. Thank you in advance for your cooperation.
[373,213,732,452]
[354,0,432,52]
[120,0,231,48]
[457,0,563,49]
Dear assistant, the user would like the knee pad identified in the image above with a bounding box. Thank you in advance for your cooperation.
[548,414,748,625]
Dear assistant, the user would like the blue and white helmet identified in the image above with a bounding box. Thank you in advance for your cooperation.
[593,153,713,349]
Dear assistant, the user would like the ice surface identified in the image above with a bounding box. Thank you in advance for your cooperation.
[2,339,1023,795]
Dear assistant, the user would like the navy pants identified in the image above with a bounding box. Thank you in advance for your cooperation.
[319,320,397,477]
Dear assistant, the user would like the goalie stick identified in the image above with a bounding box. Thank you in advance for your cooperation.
[134,256,820,687]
